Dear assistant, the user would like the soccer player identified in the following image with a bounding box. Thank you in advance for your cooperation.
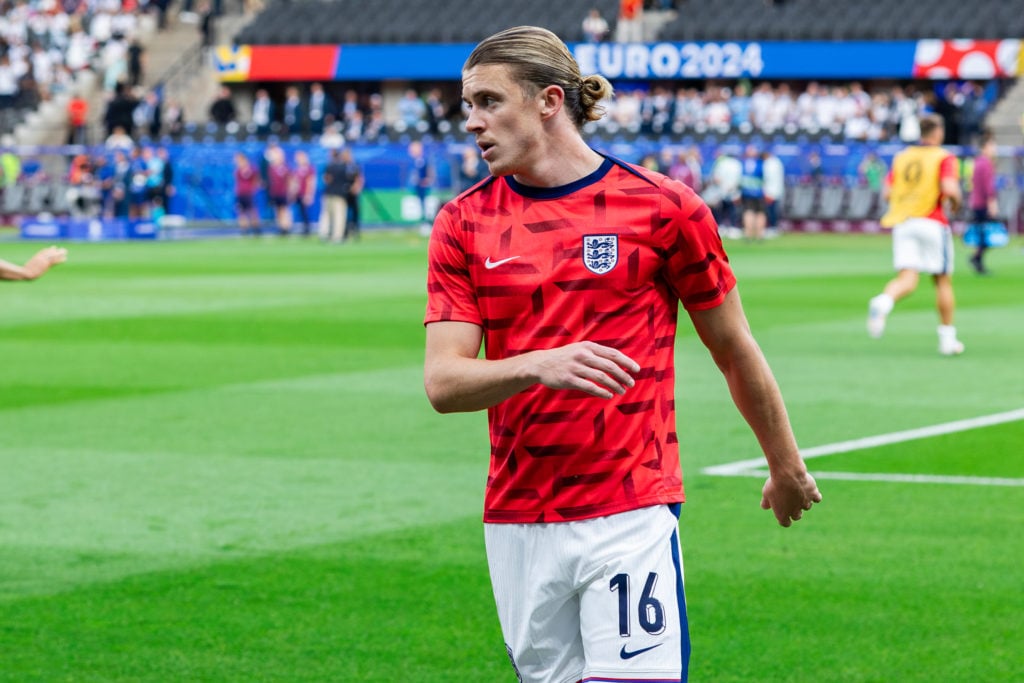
[0,246,67,280]
[423,26,821,683]
[867,113,964,355]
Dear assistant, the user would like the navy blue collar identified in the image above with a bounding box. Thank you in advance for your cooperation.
[504,157,614,199]
[503,153,655,199]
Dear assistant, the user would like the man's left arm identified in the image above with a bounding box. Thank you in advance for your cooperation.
[688,287,821,526]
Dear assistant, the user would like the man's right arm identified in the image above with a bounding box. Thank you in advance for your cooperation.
[423,320,639,413]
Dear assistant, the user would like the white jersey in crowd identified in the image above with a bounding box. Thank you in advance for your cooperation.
[712,154,743,200]
[763,154,785,201]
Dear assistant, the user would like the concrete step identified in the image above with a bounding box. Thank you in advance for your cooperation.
[986,79,1024,145]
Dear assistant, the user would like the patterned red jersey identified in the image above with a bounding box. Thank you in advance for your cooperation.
[424,156,736,523]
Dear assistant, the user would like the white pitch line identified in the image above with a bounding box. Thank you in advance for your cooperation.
[707,468,1024,487]
[702,407,1024,485]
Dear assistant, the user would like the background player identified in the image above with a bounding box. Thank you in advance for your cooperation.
[867,113,964,355]
[423,25,820,683]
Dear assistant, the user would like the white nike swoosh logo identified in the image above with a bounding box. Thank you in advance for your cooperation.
[484,256,521,269]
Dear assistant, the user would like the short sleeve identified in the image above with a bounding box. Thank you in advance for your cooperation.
[423,202,483,327]
[658,178,737,311]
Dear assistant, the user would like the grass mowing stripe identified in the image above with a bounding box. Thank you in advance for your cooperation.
[1,446,484,600]
[0,363,481,463]
[0,516,508,683]
[2,361,487,600]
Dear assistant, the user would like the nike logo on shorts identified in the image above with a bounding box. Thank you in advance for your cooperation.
[484,255,521,269]
[619,643,663,659]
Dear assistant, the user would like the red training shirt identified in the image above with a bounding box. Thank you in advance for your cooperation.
[424,156,736,523]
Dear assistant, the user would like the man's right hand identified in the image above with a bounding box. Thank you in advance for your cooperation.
[527,341,640,399]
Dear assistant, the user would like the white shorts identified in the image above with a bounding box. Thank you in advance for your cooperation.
[891,217,954,275]
[484,505,689,683]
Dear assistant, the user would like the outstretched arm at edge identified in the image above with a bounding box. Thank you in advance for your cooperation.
[0,246,68,281]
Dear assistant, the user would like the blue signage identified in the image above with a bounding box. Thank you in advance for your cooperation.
[21,218,160,241]
[572,41,918,80]
[323,40,919,81]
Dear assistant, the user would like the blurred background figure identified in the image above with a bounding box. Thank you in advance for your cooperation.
[582,7,609,42]
[967,130,999,275]
[283,86,304,135]
[291,150,317,236]
[705,149,741,230]
[407,140,433,231]
[307,82,336,135]
[66,93,89,145]
[209,86,237,126]
[265,145,293,235]
[319,148,351,243]
[251,88,274,136]
[740,144,767,241]
[457,146,486,192]
[762,149,785,232]
[342,147,364,241]
[858,151,887,192]
[616,0,643,42]
[234,152,261,236]
[667,146,702,193]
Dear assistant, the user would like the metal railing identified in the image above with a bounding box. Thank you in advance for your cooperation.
[158,43,207,105]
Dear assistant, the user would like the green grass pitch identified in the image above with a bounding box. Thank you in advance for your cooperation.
[1,232,1022,682]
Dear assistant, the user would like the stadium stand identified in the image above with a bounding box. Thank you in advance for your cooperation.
[658,0,1024,42]
[233,0,622,45]
[231,0,1024,45]
[3,0,1022,237]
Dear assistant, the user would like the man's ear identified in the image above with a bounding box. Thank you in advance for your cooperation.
[538,85,565,121]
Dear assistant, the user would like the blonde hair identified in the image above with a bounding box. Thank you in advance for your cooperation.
[464,25,612,129]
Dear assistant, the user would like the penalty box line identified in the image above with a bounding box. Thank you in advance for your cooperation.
[702,407,1024,487]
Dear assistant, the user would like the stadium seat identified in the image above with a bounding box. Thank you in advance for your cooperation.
[26,184,53,214]
[785,184,817,219]
[997,186,1020,223]
[48,183,72,215]
[846,186,878,220]
[1,184,26,215]
[817,185,846,219]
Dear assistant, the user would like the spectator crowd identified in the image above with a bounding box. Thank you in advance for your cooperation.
[193,78,995,149]
[0,0,161,121]
[592,80,992,146]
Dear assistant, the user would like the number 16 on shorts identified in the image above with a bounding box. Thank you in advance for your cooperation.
[581,508,690,679]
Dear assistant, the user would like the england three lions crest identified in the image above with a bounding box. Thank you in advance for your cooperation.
[583,234,618,275]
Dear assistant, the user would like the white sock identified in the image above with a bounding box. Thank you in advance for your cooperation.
[937,324,958,343]
[871,293,894,316]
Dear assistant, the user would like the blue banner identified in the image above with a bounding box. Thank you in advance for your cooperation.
[21,218,160,241]
[315,41,921,81]
[572,41,918,80]
[334,44,474,80]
